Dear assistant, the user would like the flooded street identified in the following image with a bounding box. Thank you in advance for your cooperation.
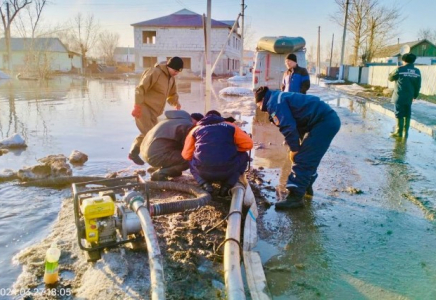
[1,75,436,299]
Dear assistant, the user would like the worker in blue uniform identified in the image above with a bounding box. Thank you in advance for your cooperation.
[254,86,341,209]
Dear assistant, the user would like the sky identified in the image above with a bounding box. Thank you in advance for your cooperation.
[40,0,434,55]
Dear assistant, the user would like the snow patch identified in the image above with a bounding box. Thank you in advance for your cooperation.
[219,87,253,96]
[227,75,251,82]
[0,133,27,148]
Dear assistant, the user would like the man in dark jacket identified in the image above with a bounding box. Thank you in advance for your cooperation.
[388,53,421,138]
[281,53,310,94]
[254,86,341,209]
[182,110,253,196]
[140,110,203,181]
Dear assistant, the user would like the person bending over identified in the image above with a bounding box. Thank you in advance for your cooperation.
[254,86,341,209]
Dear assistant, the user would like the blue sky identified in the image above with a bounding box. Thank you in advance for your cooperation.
[42,0,434,51]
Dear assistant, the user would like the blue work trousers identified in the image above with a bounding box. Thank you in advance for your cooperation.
[286,111,341,197]
[189,152,249,187]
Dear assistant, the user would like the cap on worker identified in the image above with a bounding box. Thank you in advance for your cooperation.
[254,86,269,103]
[190,113,204,121]
[402,53,416,64]
[205,110,221,117]
[286,53,297,63]
[167,56,184,72]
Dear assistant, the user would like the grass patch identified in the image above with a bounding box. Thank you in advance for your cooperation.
[418,94,436,104]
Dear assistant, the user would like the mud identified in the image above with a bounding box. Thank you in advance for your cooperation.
[12,172,267,300]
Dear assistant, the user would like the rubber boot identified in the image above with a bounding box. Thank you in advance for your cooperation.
[128,146,145,165]
[390,118,404,138]
[305,173,318,197]
[275,190,304,210]
[404,117,410,138]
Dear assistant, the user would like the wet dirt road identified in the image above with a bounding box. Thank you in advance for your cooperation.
[251,86,436,299]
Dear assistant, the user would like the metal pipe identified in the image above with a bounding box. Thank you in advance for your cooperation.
[126,192,166,300]
[224,183,246,299]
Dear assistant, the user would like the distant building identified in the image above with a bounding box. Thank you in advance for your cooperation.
[114,47,135,67]
[131,9,242,76]
[243,50,254,74]
[372,39,436,65]
[0,37,82,72]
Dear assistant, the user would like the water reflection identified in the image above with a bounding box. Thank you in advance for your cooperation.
[264,206,330,298]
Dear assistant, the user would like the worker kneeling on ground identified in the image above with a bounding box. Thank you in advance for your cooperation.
[140,110,203,181]
[182,110,253,197]
[254,86,341,209]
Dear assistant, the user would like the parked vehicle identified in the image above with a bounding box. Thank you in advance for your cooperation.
[252,36,307,90]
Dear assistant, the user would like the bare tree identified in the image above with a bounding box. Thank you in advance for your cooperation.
[364,5,401,63]
[14,0,48,38]
[417,27,436,44]
[332,0,402,65]
[98,30,119,66]
[242,18,256,50]
[68,13,100,73]
[0,0,32,71]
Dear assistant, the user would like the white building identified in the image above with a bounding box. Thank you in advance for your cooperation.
[243,50,255,74]
[0,38,82,73]
[131,9,242,76]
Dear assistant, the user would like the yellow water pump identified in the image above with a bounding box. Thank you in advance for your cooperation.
[80,194,116,244]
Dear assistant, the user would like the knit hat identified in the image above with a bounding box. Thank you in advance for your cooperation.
[254,86,269,103]
[205,110,221,117]
[286,53,297,63]
[167,56,184,71]
[190,113,204,121]
[402,53,416,64]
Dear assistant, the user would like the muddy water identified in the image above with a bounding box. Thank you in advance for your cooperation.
[1,76,436,299]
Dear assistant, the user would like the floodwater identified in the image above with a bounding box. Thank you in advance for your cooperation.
[1,75,436,299]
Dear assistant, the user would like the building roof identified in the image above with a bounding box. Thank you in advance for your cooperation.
[374,39,433,58]
[0,37,69,52]
[131,9,232,28]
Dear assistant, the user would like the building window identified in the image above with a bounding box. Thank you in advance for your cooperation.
[142,31,156,44]
[143,56,157,68]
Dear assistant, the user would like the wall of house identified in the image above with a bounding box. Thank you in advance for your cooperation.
[133,26,241,75]
[0,51,80,73]
[71,56,82,70]
[346,65,436,95]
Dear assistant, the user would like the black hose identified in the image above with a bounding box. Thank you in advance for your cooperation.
[145,181,211,216]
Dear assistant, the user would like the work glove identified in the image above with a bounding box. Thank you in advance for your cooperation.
[131,104,142,118]
[289,151,298,163]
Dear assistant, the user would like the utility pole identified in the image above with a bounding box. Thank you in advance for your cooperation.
[205,0,212,112]
[316,26,320,84]
[6,3,11,72]
[329,33,334,76]
[339,0,349,81]
[239,0,245,76]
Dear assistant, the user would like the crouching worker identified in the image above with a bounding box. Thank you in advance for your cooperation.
[140,110,203,181]
[254,86,341,209]
[182,110,253,197]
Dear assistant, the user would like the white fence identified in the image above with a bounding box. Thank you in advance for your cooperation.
[347,65,436,96]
